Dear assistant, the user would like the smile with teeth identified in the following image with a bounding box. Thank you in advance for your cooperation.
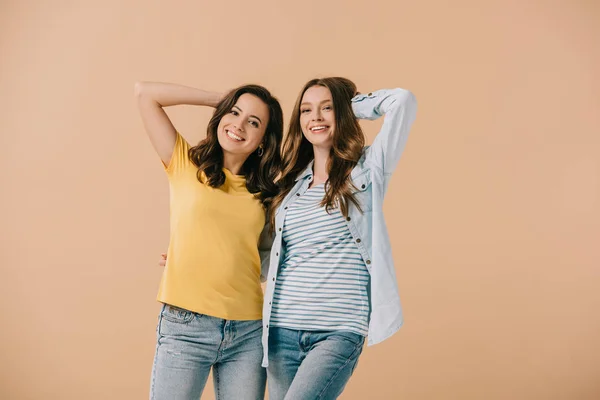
[226,129,245,142]
[310,125,329,133]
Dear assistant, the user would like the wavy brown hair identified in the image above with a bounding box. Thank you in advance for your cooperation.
[189,84,283,219]
[270,77,365,228]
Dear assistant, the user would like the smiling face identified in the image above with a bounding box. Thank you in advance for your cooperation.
[216,93,270,158]
[299,85,336,151]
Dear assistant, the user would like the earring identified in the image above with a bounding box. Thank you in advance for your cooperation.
[257,145,264,157]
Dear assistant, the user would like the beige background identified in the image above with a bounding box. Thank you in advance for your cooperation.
[1,0,599,399]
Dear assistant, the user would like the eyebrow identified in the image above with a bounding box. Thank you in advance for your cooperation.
[233,105,262,124]
[300,99,333,107]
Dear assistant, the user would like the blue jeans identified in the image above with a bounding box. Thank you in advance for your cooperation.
[150,304,266,400]
[267,327,365,400]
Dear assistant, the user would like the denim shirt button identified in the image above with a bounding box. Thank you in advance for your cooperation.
[346,217,351,221]
[366,260,371,264]
[356,238,361,243]
[296,193,300,196]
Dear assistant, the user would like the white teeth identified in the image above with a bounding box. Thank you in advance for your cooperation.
[226,130,244,141]
[311,126,327,132]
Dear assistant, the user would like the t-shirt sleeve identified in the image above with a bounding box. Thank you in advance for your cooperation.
[162,132,192,178]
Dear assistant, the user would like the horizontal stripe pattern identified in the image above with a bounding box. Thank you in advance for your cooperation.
[271,184,369,336]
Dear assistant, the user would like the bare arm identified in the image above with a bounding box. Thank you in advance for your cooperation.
[134,82,223,165]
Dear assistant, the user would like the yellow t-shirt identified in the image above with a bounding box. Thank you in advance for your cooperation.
[157,133,265,320]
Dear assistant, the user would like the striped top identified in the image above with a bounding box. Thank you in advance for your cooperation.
[270,183,370,336]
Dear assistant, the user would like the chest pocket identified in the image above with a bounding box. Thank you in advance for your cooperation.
[350,170,373,212]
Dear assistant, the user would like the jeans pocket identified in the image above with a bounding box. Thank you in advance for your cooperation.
[161,304,196,324]
[335,331,364,347]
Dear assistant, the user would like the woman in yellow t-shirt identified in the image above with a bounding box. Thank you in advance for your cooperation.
[135,81,283,400]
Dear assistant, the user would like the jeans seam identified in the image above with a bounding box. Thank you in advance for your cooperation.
[214,365,220,400]
[315,340,362,399]
[149,309,164,400]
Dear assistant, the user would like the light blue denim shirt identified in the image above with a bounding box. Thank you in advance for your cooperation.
[259,88,418,367]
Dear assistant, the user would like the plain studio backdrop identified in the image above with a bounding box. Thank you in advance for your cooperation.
[1,1,599,399]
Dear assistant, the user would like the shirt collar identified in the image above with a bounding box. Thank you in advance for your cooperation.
[294,160,314,182]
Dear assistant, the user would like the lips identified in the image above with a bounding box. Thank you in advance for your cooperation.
[225,129,245,141]
[309,125,329,133]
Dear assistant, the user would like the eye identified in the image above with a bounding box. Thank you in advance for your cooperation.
[323,105,332,111]
[249,120,259,128]
[230,110,239,116]
[301,108,310,114]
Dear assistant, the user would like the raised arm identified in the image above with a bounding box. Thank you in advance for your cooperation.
[134,82,223,165]
[352,88,417,175]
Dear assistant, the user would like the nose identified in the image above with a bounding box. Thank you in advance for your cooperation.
[312,109,323,121]
[232,117,244,132]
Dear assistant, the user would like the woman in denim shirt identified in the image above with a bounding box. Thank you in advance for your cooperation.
[262,77,417,399]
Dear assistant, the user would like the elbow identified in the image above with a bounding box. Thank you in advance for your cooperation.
[395,88,416,104]
[406,90,417,115]
[134,81,146,98]
[394,88,417,116]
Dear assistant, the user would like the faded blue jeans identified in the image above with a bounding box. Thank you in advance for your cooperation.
[150,304,266,400]
[267,327,365,400]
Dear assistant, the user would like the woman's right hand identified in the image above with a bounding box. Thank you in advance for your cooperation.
[159,252,167,267]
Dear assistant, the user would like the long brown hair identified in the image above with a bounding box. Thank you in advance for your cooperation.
[189,84,283,219]
[271,77,365,228]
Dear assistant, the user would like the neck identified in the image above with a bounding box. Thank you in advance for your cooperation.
[312,145,330,181]
[223,153,247,176]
